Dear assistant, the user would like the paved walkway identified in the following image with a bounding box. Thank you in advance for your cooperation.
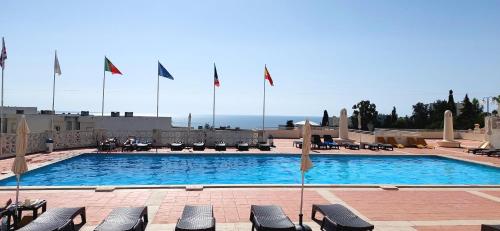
[0,139,498,230]
[0,188,498,230]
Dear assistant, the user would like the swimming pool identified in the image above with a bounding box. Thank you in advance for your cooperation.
[0,154,499,186]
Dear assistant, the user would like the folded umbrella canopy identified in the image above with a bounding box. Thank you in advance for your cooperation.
[11,115,30,209]
[299,120,313,230]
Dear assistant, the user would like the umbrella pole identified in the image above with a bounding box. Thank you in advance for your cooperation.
[299,171,304,225]
[15,174,20,209]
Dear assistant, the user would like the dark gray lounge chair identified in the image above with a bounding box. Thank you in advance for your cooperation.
[343,142,360,150]
[214,141,226,151]
[312,204,374,231]
[17,207,86,231]
[481,224,500,231]
[175,205,215,231]
[250,205,296,231]
[312,135,328,149]
[171,142,184,151]
[485,149,500,157]
[258,143,271,151]
[94,207,148,231]
[237,142,249,151]
[193,142,205,151]
[323,135,340,149]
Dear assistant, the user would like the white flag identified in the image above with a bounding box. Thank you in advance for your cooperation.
[54,51,61,75]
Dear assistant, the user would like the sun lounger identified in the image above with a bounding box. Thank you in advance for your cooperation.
[323,135,340,149]
[258,143,271,151]
[175,205,215,231]
[375,137,394,151]
[312,204,374,231]
[94,207,148,231]
[386,137,404,148]
[171,142,185,151]
[250,205,296,231]
[366,143,379,151]
[484,149,500,157]
[406,137,424,149]
[214,141,226,151]
[343,142,360,150]
[293,139,303,148]
[482,224,500,231]
[378,143,393,151]
[17,207,86,231]
[193,142,205,151]
[415,138,433,149]
[237,142,249,151]
[467,141,490,154]
[312,135,328,149]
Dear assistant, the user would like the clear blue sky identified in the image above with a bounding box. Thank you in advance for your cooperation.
[1,0,499,117]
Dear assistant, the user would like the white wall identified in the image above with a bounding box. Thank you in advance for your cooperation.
[79,116,172,132]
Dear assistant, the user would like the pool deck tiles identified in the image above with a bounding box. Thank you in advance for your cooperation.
[0,139,499,230]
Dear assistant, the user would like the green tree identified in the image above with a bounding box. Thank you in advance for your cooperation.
[411,102,430,129]
[457,94,475,129]
[390,106,398,126]
[351,100,378,131]
[428,100,448,129]
[321,110,330,127]
[471,98,485,127]
[448,90,457,115]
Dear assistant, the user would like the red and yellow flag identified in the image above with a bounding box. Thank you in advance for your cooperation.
[265,65,273,86]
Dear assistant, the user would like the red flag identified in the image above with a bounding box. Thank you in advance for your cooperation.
[265,65,273,86]
[104,57,122,75]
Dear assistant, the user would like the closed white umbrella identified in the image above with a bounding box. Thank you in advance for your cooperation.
[11,115,30,210]
[299,120,313,229]
[486,117,493,136]
[295,120,319,126]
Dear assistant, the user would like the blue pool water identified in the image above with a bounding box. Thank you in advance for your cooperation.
[0,154,499,186]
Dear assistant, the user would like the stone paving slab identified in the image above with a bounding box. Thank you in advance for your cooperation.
[152,189,329,224]
[333,190,500,221]
[414,225,480,231]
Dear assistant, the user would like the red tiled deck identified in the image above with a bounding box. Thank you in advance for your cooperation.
[153,189,329,223]
[415,226,481,231]
[333,191,500,221]
[0,139,498,230]
[0,190,151,224]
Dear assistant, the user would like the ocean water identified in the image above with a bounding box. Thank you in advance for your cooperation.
[1,154,499,186]
[171,115,323,129]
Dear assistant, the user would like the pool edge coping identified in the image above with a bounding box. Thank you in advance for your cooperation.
[0,151,499,188]
[0,184,499,191]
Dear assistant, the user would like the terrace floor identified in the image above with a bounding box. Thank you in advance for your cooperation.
[0,139,498,230]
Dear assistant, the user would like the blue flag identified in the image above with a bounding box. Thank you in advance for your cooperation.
[158,62,174,80]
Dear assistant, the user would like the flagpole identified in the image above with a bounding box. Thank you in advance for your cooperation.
[51,51,57,131]
[0,66,3,156]
[157,61,160,118]
[212,75,216,130]
[101,57,106,116]
[262,65,266,140]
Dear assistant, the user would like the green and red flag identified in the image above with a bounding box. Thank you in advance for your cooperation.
[104,57,122,75]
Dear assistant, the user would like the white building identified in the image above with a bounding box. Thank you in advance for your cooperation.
[0,107,173,133]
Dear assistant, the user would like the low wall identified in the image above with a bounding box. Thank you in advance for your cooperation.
[266,128,338,139]
[160,129,257,146]
[458,132,485,141]
[348,131,375,143]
